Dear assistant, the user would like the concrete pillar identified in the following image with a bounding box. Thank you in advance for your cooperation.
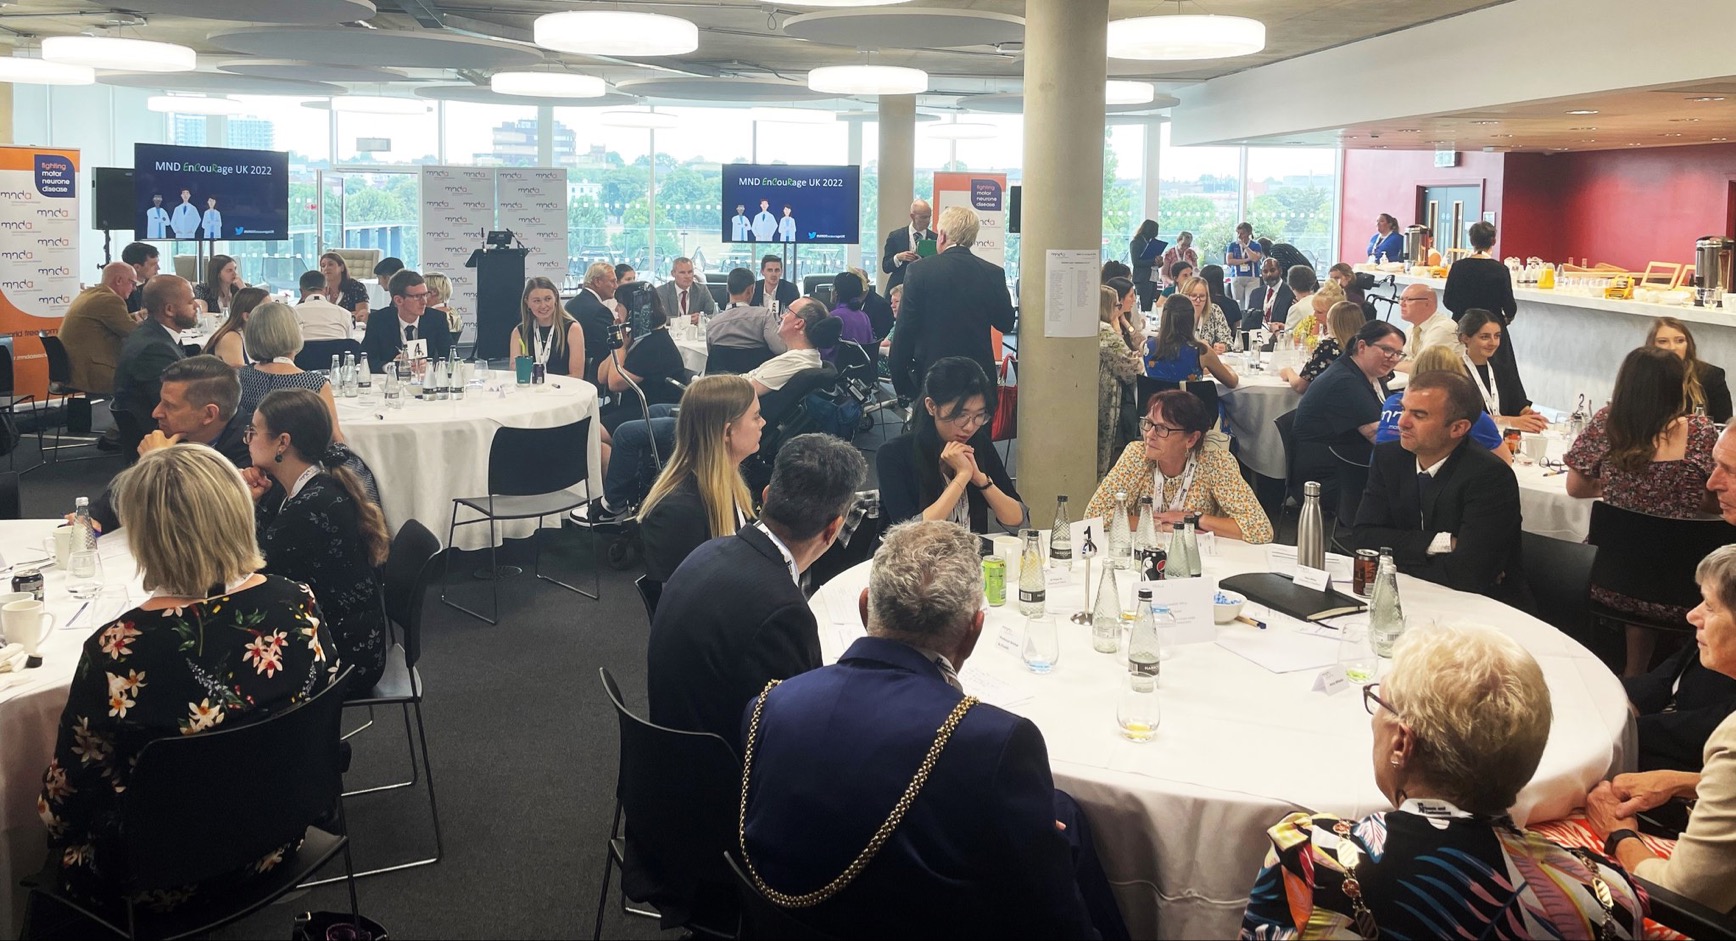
[1017,0,1108,509]
[0,82,13,145]
[875,94,915,293]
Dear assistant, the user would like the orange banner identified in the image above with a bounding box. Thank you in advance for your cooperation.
[0,146,81,400]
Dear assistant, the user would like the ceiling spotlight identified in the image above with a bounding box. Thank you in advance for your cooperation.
[1669,118,1702,123]
[330,95,429,114]
[490,71,605,98]
[1397,128,1420,133]
[1105,80,1156,105]
[533,11,698,57]
[0,55,95,85]
[807,65,927,96]
[147,94,243,115]
[1568,126,1597,131]
[747,107,835,124]
[599,109,680,129]
[1566,109,1599,115]
[1108,14,1265,60]
[43,35,196,72]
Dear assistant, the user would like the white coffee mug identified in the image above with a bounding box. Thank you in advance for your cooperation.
[1521,433,1549,462]
[0,592,31,608]
[50,525,74,568]
[2,600,55,656]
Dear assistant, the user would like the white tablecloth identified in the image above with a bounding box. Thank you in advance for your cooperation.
[809,539,1632,940]
[1515,432,1595,542]
[0,520,142,938]
[1215,359,1297,480]
[335,379,601,551]
[670,323,708,375]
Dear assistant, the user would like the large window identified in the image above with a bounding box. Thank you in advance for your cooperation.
[1103,123,1145,264]
[337,108,437,166]
[1244,147,1337,268]
[1156,123,1241,270]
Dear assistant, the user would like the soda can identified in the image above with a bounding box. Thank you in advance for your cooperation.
[11,568,43,602]
[983,556,1006,607]
[1137,547,1166,581]
[1354,549,1379,597]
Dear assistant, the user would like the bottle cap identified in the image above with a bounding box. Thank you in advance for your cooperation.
[1303,481,1321,496]
[1057,495,1068,502]
[1138,588,1153,600]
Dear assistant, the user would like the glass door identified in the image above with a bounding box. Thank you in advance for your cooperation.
[1419,184,1482,257]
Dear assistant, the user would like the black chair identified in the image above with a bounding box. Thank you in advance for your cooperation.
[745,365,840,493]
[1635,875,1736,938]
[705,346,774,376]
[25,666,361,940]
[0,346,40,471]
[1586,502,1735,657]
[110,404,147,466]
[1273,409,1299,508]
[37,333,103,463]
[441,417,598,624]
[1520,531,1597,646]
[635,574,662,622]
[296,338,364,373]
[593,668,741,940]
[310,520,445,884]
[0,471,19,521]
[1137,374,1219,417]
[801,274,830,297]
[722,852,839,941]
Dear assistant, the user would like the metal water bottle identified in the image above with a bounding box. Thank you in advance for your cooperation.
[1297,481,1326,573]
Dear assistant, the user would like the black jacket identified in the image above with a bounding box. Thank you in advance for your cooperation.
[640,476,719,583]
[881,226,937,292]
[113,319,185,430]
[749,279,800,310]
[1625,644,1736,772]
[877,429,1022,535]
[562,289,615,378]
[647,526,818,743]
[360,307,452,371]
[1351,438,1522,600]
[1248,282,1296,328]
[887,246,1016,399]
[1698,362,1733,424]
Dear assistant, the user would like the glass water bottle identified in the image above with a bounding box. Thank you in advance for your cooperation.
[1049,495,1072,570]
[1108,491,1132,570]
[1091,564,1121,654]
[1368,548,1406,658]
[1018,529,1046,617]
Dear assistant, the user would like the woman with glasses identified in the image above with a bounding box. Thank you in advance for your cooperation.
[1145,295,1240,387]
[1176,274,1235,351]
[1087,390,1272,543]
[1240,624,1646,939]
[1291,321,1405,514]
[878,356,1026,534]
[1460,308,1547,432]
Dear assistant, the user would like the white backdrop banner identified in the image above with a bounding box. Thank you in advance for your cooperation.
[495,168,568,287]
[419,166,494,338]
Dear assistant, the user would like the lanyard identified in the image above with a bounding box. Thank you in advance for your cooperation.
[1151,453,1197,512]
[1463,349,1501,415]
[530,323,554,366]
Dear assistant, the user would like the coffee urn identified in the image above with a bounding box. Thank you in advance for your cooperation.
[1696,236,1734,300]
[1403,225,1428,266]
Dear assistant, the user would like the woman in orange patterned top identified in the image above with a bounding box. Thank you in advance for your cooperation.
[1086,389,1272,544]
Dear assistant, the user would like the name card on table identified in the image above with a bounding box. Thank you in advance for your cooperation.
[996,622,1022,656]
[1138,578,1216,645]
[1069,516,1106,561]
[404,338,428,362]
[1266,545,1353,582]
[1293,565,1332,593]
[1312,665,1350,696]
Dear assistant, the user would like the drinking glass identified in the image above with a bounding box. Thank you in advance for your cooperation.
[1336,618,1378,684]
[87,585,132,628]
[1116,675,1160,742]
[66,548,103,600]
[1021,615,1059,674]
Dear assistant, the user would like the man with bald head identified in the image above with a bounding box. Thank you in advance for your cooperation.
[59,262,140,398]
[881,197,937,292]
[1393,283,1459,374]
[114,274,197,453]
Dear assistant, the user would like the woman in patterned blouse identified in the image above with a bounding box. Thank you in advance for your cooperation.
[1097,285,1143,477]
[1087,390,1272,543]
[1175,275,1236,352]
[38,445,338,909]
[243,388,389,690]
[1240,625,1647,940]
[1280,300,1364,394]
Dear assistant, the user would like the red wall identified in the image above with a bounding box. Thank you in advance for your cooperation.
[1340,143,1736,270]
[1338,149,1506,262]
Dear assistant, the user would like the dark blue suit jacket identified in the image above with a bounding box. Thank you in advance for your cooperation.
[740,636,1097,939]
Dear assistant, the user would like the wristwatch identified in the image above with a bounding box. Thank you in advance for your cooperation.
[1603,828,1640,857]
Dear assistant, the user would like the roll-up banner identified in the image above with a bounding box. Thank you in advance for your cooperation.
[0,146,81,399]
[419,166,495,337]
[932,171,1008,269]
[495,168,569,287]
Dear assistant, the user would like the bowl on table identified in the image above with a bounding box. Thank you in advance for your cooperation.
[1213,591,1245,623]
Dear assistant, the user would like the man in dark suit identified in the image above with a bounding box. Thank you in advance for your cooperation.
[360,269,450,371]
[563,260,619,379]
[93,355,247,527]
[748,254,799,310]
[880,197,935,293]
[887,205,1016,401]
[1247,256,1294,330]
[648,432,866,742]
[740,520,1126,939]
[1352,371,1522,599]
[113,274,197,453]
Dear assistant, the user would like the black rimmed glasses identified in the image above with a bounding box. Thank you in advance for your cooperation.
[1371,342,1406,361]
[1362,682,1397,716]
[1140,419,1182,438]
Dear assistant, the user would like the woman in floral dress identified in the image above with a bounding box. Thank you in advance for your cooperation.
[38,444,338,910]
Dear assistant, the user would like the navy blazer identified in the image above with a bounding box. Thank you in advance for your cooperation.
[740,636,1097,939]
[359,306,452,371]
[886,245,1016,400]
[647,526,818,742]
[113,318,186,430]
[881,226,936,291]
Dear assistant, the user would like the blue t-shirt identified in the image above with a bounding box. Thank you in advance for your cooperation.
[1375,391,1503,452]
[1367,231,1404,264]
[1225,240,1260,277]
[1144,340,1202,381]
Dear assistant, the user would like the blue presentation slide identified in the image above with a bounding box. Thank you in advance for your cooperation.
[133,143,289,241]
[721,164,860,244]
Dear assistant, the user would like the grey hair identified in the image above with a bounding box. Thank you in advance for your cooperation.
[1696,544,1736,613]
[762,433,865,541]
[937,205,979,248]
[867,520,983,648]
[243,301,304,362]
[585,261,614,286]
[670,256,693,270]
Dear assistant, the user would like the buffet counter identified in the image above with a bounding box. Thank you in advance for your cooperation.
[1391,274,1736,412]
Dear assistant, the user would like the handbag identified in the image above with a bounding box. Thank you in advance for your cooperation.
[991,353,1018,442]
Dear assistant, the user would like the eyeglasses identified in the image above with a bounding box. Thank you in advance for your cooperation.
[940,410,990,429]
[1140,418,1183,438]
[243,425,257,443]
[1362,682,1398,716]
[1398,296,1429,304]
[1371,343,1405,360]
[400,290,429,302]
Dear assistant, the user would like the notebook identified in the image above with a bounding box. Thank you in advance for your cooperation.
[1218,572,1367,622]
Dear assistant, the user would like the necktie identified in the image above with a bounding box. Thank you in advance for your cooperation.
[404,323,415,343]
[1416,471,1433,526]
[680,288,688,316]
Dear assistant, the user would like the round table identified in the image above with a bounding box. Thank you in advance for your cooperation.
[669,322,708,375]
[0,520,141,938]
[809,539,1633,940]
[1514,431,1595,542]
[1215,356,1297,480]
[334,378,600,551]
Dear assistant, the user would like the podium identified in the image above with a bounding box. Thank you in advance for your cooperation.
[466,246,527,361]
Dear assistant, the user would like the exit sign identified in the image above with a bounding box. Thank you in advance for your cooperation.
[356,137,391,152]
[1433,149,1459,167]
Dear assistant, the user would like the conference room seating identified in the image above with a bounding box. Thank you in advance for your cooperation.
[35,333,103,464]
[704,346,773,376]
[1586,502,1735,665]
[723,852,838,941]
[1520,532,1598,648]
[296,338,364,373]
[0,347,39,473]
[1635,875,1736,938]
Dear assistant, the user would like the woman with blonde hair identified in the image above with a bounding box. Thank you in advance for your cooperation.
[510,276,586,378]
[1373,342,1511,463]
[39,444,338,906]
[202,284,269,367]
[1647,315,1732,422]
[1174,274,1235,350]
[1098,284,1143,476]
[638,375,764,581]
[423,271,464,340]
[1281,299,1365,394]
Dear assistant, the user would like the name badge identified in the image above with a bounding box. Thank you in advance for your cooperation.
[1312,666,1350,696]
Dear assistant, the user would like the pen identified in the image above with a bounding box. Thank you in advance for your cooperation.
[67,602,89,628]
[1235,614,1266,630]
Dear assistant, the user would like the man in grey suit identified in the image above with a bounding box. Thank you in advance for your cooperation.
[654,256,718,327]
